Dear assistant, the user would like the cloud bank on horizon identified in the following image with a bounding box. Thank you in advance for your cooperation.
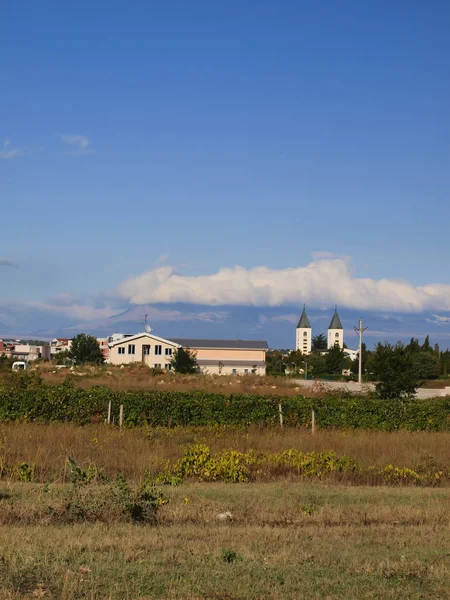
[116,255,450,313]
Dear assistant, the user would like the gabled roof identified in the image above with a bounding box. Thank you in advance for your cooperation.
[297,305,311,329]
[328,307,343,330]
[108,332,181,348]
[170,338,268,350]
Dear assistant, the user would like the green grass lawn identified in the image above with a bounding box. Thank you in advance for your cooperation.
[0,482,449,599]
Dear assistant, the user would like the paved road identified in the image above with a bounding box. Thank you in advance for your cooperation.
[291,379,449,399]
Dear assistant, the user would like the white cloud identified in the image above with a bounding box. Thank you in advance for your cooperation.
[115,255,450,313]
[426,314,450,325]
[61,135,95,155]
[0,258,17,267]
[0,139,22,159]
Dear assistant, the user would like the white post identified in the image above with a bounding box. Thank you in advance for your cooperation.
[311,409,316,434]
[107,401,112,424]
[353,318,368,385]
[278,403,283,427]
[119,404,123,427]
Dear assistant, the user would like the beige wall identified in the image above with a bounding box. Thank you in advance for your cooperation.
[199,364,266,376]
[193,348,265,361]
[109,335,176,369]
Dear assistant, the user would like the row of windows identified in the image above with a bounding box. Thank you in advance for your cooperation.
[232,368,256,375]
[118,345,173,356]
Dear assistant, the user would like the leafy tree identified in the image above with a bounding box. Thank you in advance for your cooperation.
[265,350,286,375]
[170,347,199,374]
[69,334,104,365]
[312,334,327,351]
[325,345,345,374]
[407,338,421,353]
[421,335,431,352]
[434,343,440,357]
[371,342,419,399]
[0,354,14,371]
[305,352,326,376]
[56,349,72,366]
[411,351,440,380]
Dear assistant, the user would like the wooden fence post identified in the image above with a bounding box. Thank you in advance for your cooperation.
[278,403,283,427]
[119,404,123,427]
[107,401,112,425]
[311,409,316,434]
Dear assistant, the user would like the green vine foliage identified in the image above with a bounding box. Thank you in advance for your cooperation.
[1,377,450,430]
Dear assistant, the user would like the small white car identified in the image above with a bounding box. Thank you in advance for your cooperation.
[12,361,29,371]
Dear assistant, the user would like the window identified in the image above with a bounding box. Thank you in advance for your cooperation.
[128,344,135,355]
[143,345,150,355]
[244,369,249,374]
[155,345,162,355]
[303,331,308,337]
[165,364,172,370]
[153,363,161,369]
[165,348,172,356]
[232,369,237,375]
[335,333,339,338]
[118,347,125,355]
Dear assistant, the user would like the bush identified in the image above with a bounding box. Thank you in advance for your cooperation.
[1,378,450,431]
[59,458,168,524]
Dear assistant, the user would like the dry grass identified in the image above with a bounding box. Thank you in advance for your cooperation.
[20,363,333,397]
[0,483,449,598]
[1,423,450,484]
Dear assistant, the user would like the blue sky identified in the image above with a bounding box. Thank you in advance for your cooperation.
[2,1,450,346]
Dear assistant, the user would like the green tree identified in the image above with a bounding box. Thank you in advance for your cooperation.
[0,354,14,371]
[421,335,432,352]
[170,347,199,374]
[407,338,421,353]
[411,351,440,380]
[306,352,326,377]
[371,342,419,399]
[265,350,286,376]
[312,334,327,351]
[325,345,345,374]
[69,334,104,365]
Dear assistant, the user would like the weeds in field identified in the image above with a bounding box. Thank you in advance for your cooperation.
[52,458,169,524]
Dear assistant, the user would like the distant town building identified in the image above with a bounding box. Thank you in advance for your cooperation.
[49,338,72,359]
[296,305,312,354]
[327,307,344,350]
[108,332,268,375]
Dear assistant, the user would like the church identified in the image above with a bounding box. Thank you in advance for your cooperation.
[296,306,344,355]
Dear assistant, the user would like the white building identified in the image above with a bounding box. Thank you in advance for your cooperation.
[108,332,179,370]
[295,305,312,354]
[50,338,72,359]
[108,332,268,375]
[327,307,344,349]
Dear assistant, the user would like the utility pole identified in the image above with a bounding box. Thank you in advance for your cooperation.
[353,318,368,385]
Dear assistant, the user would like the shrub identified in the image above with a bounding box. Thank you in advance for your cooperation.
[60,458,168,524]
[1,378,450,431]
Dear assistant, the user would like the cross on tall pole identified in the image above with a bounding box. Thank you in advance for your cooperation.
[353,318,368,384]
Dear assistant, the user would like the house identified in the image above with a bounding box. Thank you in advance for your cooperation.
[170,338,268,375]
[12,343,50,361]
[0,340,50,361]
[108,332,268,375]
[97,338,110,362]
[50,338,72,359]
[108,332,179,370]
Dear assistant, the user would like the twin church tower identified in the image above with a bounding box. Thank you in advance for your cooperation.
[296,306,344,354]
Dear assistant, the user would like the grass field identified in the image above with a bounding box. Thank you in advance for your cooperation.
[1,423,450,483]
[0,482,449,599]
[1,421,450,598]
